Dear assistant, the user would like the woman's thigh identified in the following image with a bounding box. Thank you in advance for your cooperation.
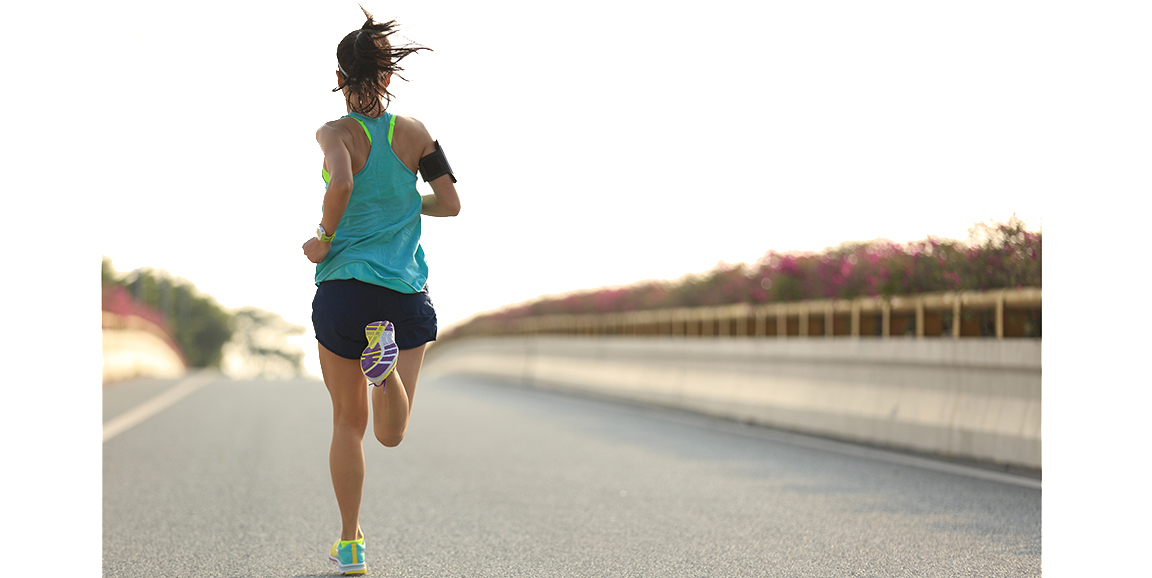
[395,345,427,408]
[319,342,369,428]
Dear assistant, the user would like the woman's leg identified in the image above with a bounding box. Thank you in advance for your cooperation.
[371,344,427,447]
[319,342,370,542]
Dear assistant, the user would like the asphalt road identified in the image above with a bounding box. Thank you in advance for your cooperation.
[103,372,1041,577]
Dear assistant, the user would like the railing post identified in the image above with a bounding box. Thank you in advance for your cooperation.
[798,304,808,339]
[777,305,787,338]
[825,302,834,338]
[851,299,860,337]
[996,289,1005,339]
[952,295,961,339]
[881,300,891,338]
[916,298,924,338]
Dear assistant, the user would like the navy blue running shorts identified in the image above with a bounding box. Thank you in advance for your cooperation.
[312,279,438,359]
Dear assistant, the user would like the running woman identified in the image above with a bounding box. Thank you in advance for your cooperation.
[302,7,460,575]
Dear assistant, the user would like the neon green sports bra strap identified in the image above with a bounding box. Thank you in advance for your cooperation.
[322,115,389,183]
[353,117,372,144]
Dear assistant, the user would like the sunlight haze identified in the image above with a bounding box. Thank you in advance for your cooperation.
[89,1,1050,378]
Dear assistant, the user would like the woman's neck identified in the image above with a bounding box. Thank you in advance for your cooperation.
[345,94,385,118]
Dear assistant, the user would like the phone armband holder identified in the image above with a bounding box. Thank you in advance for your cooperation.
[418,141,457,183]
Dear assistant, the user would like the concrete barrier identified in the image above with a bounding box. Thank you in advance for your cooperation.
[424,336,1041,469]
[102,312,186,384]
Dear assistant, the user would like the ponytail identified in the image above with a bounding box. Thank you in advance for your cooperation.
[334,5,429,116]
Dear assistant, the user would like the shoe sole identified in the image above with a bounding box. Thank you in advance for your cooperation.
[361,321,399,387]
[328,555,366,575]
[329,540,366,575]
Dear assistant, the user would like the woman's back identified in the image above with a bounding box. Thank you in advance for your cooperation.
[315,112,429,294]
[327,113,430,177]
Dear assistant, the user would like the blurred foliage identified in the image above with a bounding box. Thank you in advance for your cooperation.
[224,307,306,378]
[102,258,233,368]
[471,216,1041,323]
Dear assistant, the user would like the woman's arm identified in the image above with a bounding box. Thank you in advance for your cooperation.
[412,122,460,217]
[421,174,460,217]
[303,122,357,263]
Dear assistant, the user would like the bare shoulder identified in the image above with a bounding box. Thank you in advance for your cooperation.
[393,115,436,155]
[394,115,430,135]
[316,118,357,142]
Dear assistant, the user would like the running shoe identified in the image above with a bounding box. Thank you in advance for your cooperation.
[361,321,399,387]
[328,535,366,575]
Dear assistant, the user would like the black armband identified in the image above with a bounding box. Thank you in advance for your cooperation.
[418,141,457,183]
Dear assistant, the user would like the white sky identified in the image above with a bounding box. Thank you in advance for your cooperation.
[5,0,1116,358]
[4,3,1152,573]
[73,1,1061,377]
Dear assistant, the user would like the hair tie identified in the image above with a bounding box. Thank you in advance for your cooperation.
[333,63,354,92]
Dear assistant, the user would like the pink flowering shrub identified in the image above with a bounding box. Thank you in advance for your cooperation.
[102,283,187,361]
[102,283,173,333]
[486,217,1040,322]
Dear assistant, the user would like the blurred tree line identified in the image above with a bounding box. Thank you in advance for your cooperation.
[102,258,232,367]
[223,307,305,379]
[102,258,304,375]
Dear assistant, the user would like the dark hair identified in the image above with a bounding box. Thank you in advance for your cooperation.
[334,5,429,116]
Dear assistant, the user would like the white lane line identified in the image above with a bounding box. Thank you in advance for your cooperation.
[102,372,219,443]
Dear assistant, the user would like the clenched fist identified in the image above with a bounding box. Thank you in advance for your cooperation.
[302,237,331,264]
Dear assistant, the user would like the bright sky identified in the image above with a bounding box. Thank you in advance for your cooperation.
[5,4,1152,573]
[74,0,1062,378]
[24,0,1118,378]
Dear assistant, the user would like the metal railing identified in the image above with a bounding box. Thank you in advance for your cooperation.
[444,287,1041,341]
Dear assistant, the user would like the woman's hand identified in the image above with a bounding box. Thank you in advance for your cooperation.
[302,237,331,264]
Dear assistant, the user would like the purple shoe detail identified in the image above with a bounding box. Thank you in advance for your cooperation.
[361,321,398,387]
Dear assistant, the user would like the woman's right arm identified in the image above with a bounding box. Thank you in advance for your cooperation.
[303,122,356,263]
[316,123,356,235]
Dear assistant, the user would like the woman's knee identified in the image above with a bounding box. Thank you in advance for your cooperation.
[373,426,405,448]
[334,405,370,434]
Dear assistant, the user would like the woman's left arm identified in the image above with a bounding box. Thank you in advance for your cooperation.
[411,121,460,217]
[421,173,460,217]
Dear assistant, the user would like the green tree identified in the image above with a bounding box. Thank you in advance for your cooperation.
[102,257,234,368]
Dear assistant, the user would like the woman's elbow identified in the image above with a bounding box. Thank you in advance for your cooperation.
[326,177,354,198]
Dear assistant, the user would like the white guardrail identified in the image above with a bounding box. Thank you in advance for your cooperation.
[445,287,1041,340]
[427,288,1041,469]
[102,312,187,384]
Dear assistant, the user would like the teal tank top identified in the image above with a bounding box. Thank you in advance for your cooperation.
[314,111,428,293]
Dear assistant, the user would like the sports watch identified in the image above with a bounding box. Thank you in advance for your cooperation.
[316,224,335,243]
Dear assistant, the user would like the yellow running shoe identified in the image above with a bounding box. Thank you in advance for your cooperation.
[327,533,366,575]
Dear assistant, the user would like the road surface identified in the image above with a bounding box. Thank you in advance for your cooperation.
[103,372,1041,577]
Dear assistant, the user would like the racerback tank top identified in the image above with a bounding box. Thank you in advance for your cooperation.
[314,111,428,293]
